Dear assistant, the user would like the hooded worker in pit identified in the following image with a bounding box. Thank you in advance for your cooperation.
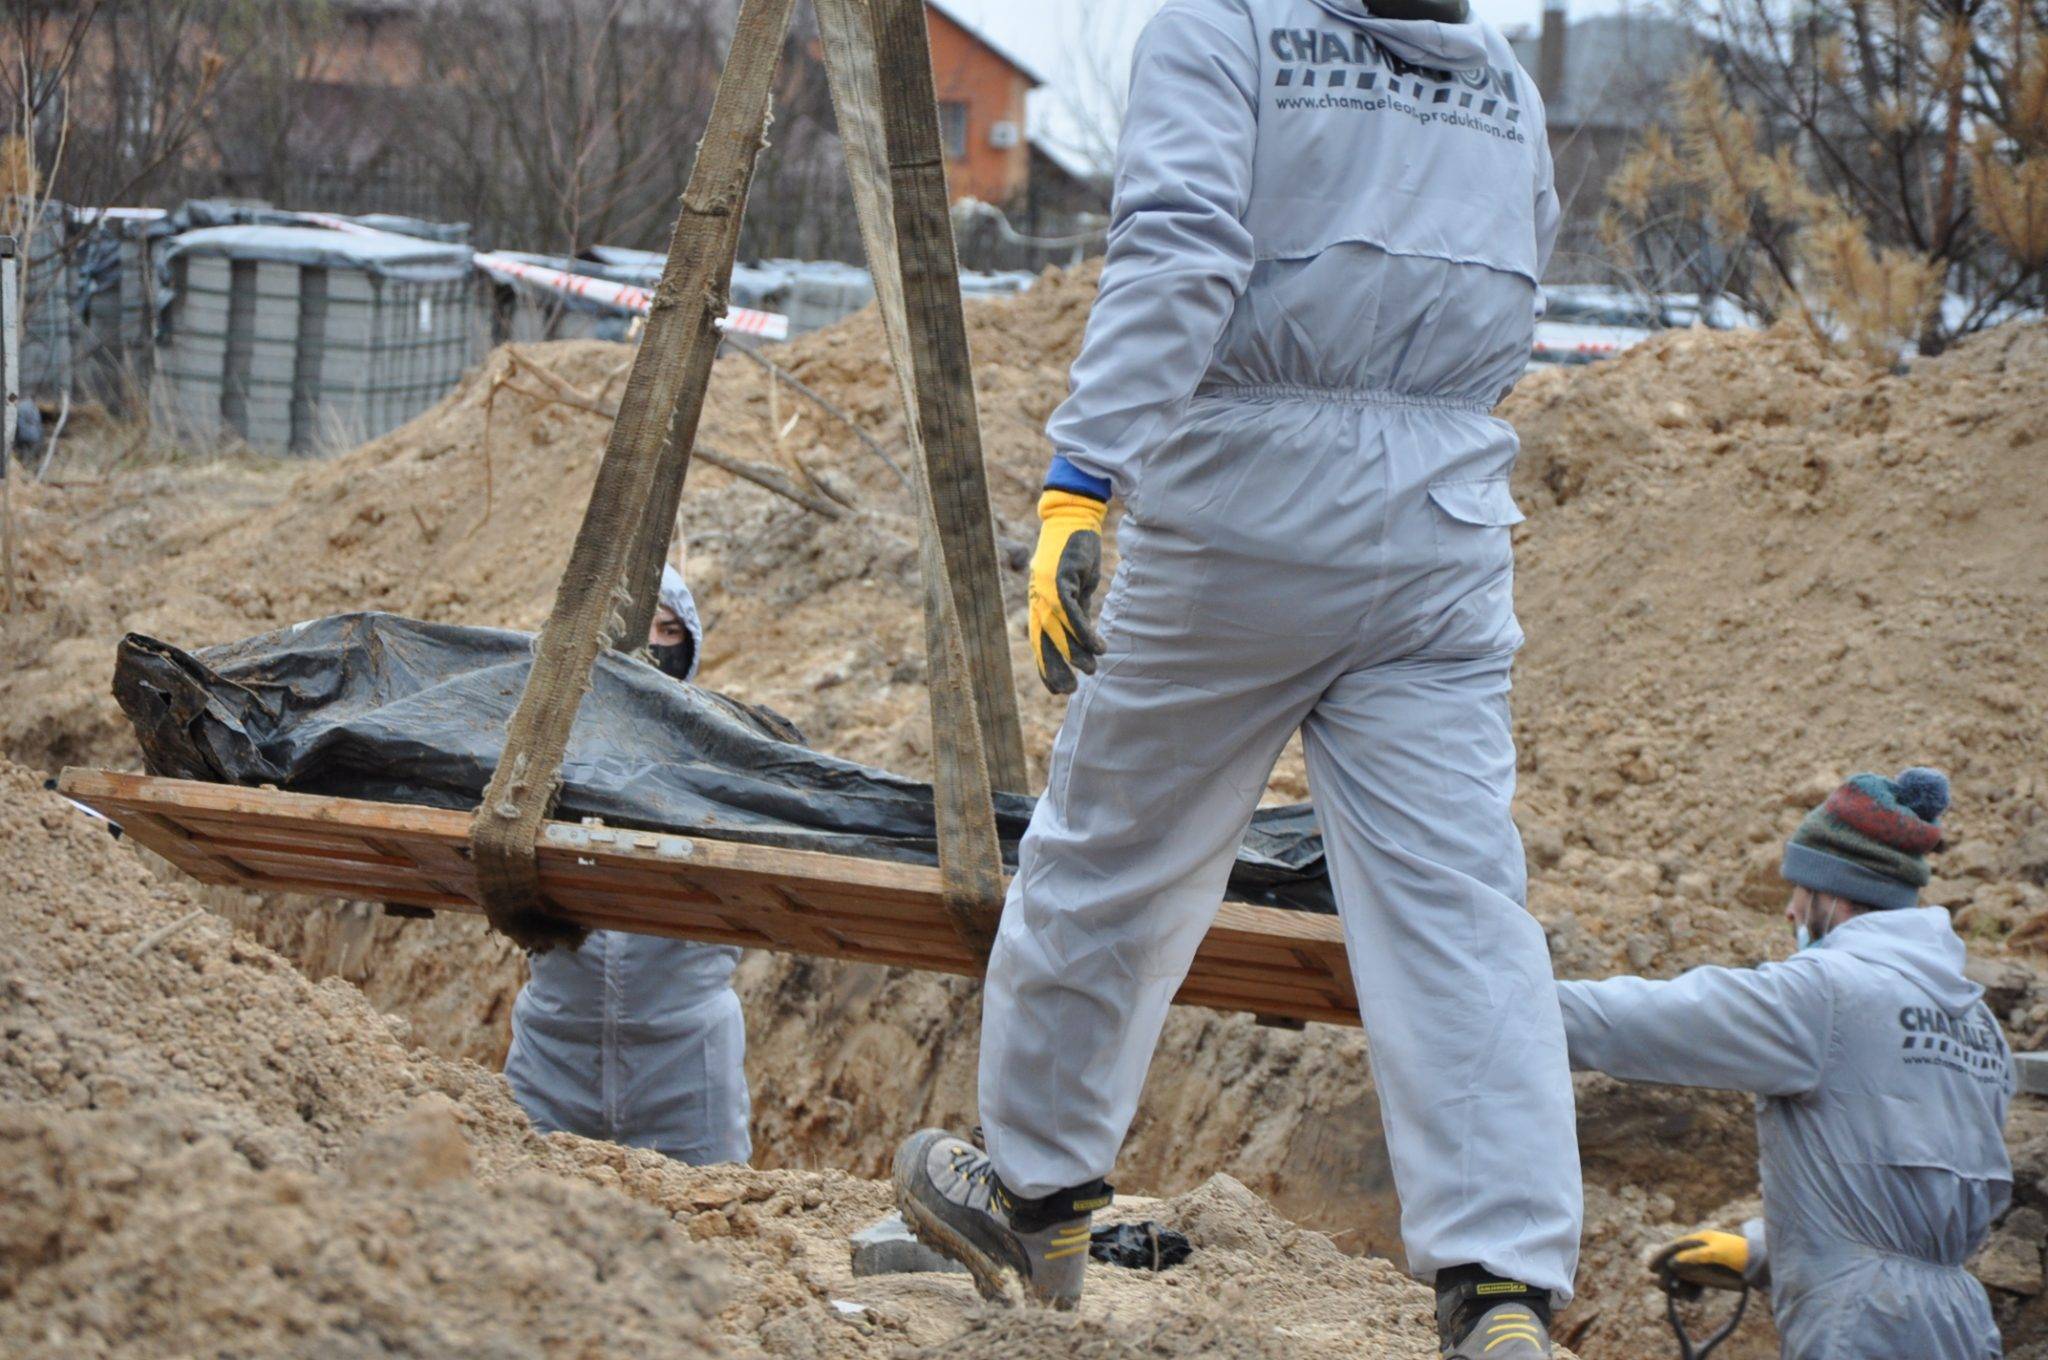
[893,1,1576,1353]
[1558,768,2012,1360]
[502,564,752,1165]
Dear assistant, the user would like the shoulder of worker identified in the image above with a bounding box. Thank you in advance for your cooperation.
[1148,0,1257,28]
[1211,0,1527,54]
[1809,906,2011,1074]
[1140,0,1262,59]
[1815,909,2015,1125]
[1809,906,1987,1011]
[1162,2,1548,122]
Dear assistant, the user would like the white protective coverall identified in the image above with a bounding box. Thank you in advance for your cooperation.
[1558,908,2013,1359]
[979,0,1581,1297]
[503,571,752,1164]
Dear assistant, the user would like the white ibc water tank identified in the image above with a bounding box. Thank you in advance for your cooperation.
[155,225,479,454]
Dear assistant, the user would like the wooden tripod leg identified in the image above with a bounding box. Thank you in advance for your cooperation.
[468,0,798,948]
[867,0,1030,800]
[813,0,1010,956]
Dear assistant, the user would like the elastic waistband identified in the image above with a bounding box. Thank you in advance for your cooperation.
[1193,381,1493,413]
[1845,1243,1973,1271]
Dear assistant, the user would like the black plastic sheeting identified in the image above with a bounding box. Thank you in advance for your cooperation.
[1089,1222,1195,1272]
[112,613,1334,913]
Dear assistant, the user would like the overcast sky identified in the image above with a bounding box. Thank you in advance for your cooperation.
[940,0,1643,170]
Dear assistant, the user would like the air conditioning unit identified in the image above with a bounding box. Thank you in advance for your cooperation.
[988,120,1021,150]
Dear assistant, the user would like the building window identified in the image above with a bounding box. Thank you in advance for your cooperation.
[939,101,968,161]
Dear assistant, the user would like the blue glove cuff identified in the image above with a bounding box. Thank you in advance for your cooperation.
[1044,454,1112,502]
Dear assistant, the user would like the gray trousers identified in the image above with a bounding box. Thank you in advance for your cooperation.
[980,389,1582,1299]
[506,932,751,1166]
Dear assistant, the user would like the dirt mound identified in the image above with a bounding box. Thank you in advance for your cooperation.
[0,755,717,1356]
[1,1101,726,1360]
[0,264,1103,782]
[5,271,2047,1357]
[1505,321,2048,981]
[0,759,1521,1358]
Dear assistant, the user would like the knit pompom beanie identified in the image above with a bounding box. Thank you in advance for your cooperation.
[1781,768,1950,910]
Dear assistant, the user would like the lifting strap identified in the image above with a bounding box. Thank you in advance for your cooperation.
[813,0,1010,954]
[825,0,1029,799]
[470,0,797,951]
[470,0,1017,959]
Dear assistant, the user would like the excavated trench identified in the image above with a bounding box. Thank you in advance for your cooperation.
[9,295,2048,1357]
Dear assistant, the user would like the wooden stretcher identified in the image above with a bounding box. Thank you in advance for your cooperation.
[57,768,1362,1028]
[55,1,1371,1031]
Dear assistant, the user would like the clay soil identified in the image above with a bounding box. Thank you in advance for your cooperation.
[4,269,2047,1358]
[0,758,1478,1359]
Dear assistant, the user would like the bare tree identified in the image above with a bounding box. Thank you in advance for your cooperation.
[24,0,231,208]
[1606,0,2048,359]
[4,0,228,406]
[411,0,730,253]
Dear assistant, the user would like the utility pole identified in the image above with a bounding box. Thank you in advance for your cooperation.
[1538,0,1569,107]
[2,234,19,616]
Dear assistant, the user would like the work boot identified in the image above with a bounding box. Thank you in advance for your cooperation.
[1435,1265,1553,1358]
[892,1127,1111,1309]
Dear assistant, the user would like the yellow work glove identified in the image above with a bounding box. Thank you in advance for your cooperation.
[1649,1230,1750,1292]
[1028,489,1108,695]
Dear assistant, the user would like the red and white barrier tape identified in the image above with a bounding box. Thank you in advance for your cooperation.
[474,250,788,341]
[298,212,790,342]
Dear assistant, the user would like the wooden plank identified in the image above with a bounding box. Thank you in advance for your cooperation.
[222,848,465,897]
[363,835,479,903]
[169,814,404,852]
[183,829,418,869]
[56,770,1363,1028]
[543,863,961,933]
[104,806,248,886]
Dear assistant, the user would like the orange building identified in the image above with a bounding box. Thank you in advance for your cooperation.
[925,2,1045,208]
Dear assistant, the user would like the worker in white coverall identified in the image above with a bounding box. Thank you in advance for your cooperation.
[1560,768,2012,1360]
[502,564,752,1165]
[893,1,1577,1353]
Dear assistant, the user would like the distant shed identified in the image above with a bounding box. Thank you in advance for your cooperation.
[155,224,476,454]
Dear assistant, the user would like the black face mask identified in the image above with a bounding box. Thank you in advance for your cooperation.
[1358,0,1470,19]
[649,638,697,682]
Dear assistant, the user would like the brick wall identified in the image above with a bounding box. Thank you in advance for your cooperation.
[926,8,1032,207]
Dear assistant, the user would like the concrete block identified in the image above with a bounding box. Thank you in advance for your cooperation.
[2016,1052,2048,1097]
[185,258,233,291]
[849,1213,968,1278]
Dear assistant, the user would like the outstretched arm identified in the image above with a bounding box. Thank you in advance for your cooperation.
[1556,958,1835,1097]
[1042,0,1260,502]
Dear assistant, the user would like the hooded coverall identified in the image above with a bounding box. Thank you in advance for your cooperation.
[503,575,752,1165]
[978,0,1582,1297]
[1558,908,2013,1359]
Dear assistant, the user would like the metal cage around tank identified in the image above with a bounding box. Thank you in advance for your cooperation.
[153,224,481,455]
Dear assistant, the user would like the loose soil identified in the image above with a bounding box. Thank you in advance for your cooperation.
[0,759,1500,1358]
[4,268,2045,1357]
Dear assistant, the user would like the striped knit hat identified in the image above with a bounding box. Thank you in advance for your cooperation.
[1781,768,1950,911]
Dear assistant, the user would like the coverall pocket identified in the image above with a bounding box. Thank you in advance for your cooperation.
[1427,476,1523,572]
[1422,475,1525,657]
[1426,476,1525,529]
